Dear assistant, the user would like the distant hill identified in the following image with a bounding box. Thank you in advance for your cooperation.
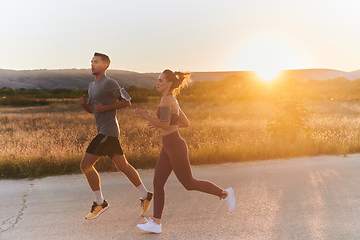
[279,69,360,82]
[144,71,256,83]
[0,69,158,89]
[0,68,359,89]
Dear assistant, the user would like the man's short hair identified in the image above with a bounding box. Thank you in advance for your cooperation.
[94,52,110,68]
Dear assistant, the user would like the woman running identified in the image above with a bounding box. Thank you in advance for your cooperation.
[134,69,236,234]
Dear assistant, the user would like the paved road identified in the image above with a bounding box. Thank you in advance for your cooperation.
[2,155,360,240]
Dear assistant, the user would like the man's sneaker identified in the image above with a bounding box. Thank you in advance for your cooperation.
[224,188,236,212]
[140,192,153,217]
[137,218,161,234]
[85,200,110,220]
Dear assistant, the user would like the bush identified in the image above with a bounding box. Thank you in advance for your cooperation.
[0,96,50,107]
[266,78,312,141]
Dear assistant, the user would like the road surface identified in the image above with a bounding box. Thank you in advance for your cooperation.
[2,154,360,240]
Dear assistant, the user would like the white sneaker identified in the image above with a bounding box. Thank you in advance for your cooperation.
[137,218,162,234]
[224,187,236,212]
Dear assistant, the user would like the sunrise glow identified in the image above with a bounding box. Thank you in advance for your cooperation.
[230,34,308,82]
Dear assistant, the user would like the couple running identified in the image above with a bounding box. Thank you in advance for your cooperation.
[79,52,236,234]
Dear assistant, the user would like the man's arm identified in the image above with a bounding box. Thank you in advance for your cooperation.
[94,99,131,113]
[79,94,93,113]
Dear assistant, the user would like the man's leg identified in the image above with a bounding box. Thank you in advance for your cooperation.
[80,152,110,220]
[80,152,101,191]
[112,153,142,187]
[112,153,153,216]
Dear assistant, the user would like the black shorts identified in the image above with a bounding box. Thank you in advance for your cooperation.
[86,134,123,159]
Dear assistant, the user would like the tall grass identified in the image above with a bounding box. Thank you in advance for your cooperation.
[1,100,360,179]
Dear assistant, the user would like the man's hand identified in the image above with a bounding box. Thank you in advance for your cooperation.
[79,94,87,106]
[94,100,109,113]
[79,94,93,113]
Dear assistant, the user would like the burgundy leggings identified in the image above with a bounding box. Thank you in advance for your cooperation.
[153,131,223,219]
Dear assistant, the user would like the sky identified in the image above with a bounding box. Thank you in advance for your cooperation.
[1,0,359,79]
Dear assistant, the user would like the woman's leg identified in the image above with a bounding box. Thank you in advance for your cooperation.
[137,133,235,234]
[153,148,173,221]
[168,137,223,197]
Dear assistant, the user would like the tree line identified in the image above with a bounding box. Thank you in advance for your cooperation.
[1,76,360,106]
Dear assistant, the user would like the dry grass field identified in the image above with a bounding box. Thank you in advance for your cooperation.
[1,100,360,178]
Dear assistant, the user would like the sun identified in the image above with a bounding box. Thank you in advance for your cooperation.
[230,34,307,82]
[255,65,281,82]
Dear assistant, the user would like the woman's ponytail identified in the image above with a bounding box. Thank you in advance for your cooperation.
[163,69,191,96]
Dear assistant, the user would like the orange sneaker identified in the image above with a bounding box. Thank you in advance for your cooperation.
[85,200,110,220]
[140,192,153,217]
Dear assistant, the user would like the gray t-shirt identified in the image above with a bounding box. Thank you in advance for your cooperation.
[88,76,123,137]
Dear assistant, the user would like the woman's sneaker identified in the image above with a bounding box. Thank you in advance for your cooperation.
[137,218,162,234]
[85,200,110,220]
[224,188,236,212]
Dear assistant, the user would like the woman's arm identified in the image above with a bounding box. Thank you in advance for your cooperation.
[135,96,176,130]
[134,106,171,130]
[178,108,189,128]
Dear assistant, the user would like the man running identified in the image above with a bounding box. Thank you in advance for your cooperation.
[79,52,153,220]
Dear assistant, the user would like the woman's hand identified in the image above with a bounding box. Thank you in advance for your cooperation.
[148,122,158,131]
[134,106,150,119]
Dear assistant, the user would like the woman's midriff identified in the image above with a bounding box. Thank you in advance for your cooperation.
[160,125,179,136]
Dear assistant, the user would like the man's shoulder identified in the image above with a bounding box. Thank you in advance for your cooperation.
[103,76,120,89]
[103,75,115,82]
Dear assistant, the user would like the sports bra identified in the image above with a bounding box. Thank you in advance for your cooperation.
[157,107,179,125]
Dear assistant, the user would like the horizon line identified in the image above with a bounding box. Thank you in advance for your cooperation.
[1,67,359,74]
